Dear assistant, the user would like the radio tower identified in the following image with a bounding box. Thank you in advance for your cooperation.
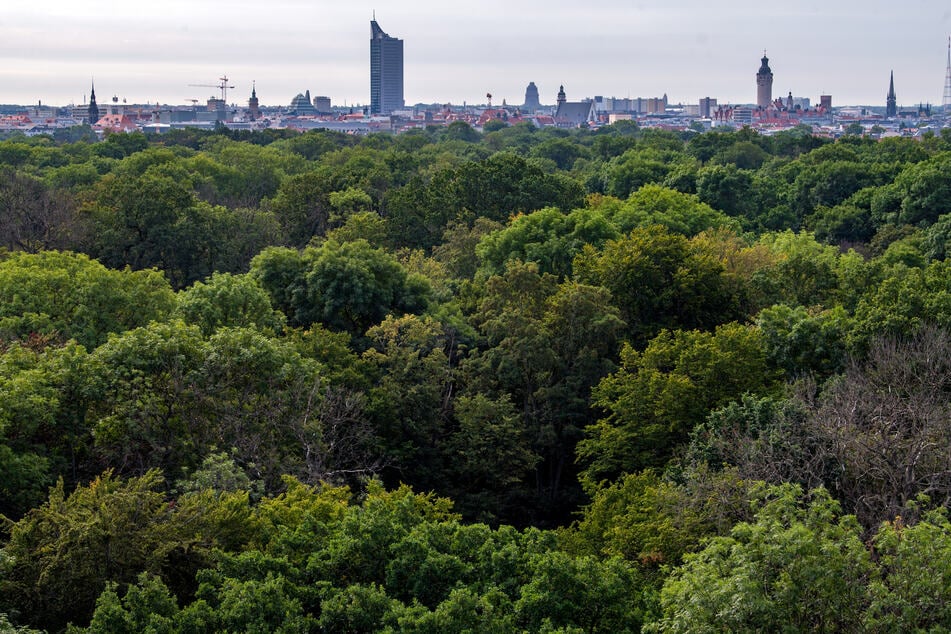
[944,36,951,113]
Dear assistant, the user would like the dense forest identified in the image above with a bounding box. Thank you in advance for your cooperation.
[3,121,951,632]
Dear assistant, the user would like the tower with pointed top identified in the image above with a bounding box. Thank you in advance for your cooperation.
[886,71,897,118]
[248,82,260,121]
[370,17,404,115]
[556,85,566,107]
[943,37,951,112]
[88,80,99,125]
[756,53,773,109]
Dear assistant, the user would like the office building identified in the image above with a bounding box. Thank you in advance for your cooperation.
[314,95,332,114]
[370,18,404,115]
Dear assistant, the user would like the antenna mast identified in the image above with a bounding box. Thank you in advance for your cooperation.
[943,36,951,112]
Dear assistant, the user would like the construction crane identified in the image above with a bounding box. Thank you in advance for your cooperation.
[188,75,234,104]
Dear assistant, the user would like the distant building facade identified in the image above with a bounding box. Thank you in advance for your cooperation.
[290,90,317,115]
[553,85,596,127]
[313,95,332,114]
[645,95,667,114]
[597,95,667,114]
[756,53,773,108]
[523,82,541,112]
[733,107,754,125]
[699,97,717,118]
[370,18,404,115]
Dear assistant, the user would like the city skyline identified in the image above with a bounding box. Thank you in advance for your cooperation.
[2,1,950,109]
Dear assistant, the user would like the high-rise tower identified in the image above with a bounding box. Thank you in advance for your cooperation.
[756,53,773,109]
[943,37,951,112]
[886,71,897,118]
[88,80,99,125]
[370,17,404,115]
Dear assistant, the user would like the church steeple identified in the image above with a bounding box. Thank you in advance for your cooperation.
[556,85,566,107]
[88,80,100,125]
[248,81,260,121]
[886,70,897,118]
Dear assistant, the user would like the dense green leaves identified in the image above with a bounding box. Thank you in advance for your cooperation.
[649,485,874,634]
[578,323,776,487]
[0,250,175,349]
[5,124,951,633]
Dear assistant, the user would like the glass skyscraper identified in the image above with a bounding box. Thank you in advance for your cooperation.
[370,19,404,115]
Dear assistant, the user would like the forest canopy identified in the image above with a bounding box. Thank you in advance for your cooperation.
[4,123,951,632]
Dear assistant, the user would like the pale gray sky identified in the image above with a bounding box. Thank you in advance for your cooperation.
[2,0,949,108]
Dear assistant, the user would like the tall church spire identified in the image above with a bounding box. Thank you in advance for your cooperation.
[88,79,99,125]
[886,70,897,118]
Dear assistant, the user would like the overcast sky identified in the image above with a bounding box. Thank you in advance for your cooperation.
[2,1,950,109]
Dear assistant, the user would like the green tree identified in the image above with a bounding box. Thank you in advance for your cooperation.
[574,225,739,344]
[433,217,504,280]
[603,151,669,198]
[0,471,227,632]
[755,303,853,379]
[648,485,874,634]
[514,551,644,633]
[610,184,737,236]
[475,206,618,279]
[0,167,84,252]
[565,468,751,570]
[851,260,951,345]
[177,271,285,336]
[298,239,431,335]
[465,263,624,523]
[0,250,175,349]
[753,231,845,308]
[443,393,539,522]
[268,167,338,246]
[867,507,951,631]
[87,320,208,477]
[685,395,817,490]
[578,323,775,487]
[250,240,431,336]
[362,314,454,491]
[696,163,756,220]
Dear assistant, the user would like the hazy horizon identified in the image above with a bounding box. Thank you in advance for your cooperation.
[2,1,950,109]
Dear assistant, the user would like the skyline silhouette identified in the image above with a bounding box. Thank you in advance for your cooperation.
[2,1,949,108]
